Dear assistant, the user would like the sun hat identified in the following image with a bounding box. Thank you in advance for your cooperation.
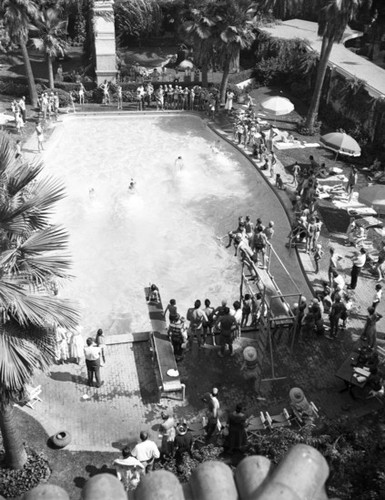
[177,424,187,436]
[289,387,305,404]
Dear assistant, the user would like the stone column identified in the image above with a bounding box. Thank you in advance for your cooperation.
[93,0,117,85]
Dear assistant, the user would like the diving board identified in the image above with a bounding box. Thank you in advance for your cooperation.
[144,287,186,400]
[252,267,292,321]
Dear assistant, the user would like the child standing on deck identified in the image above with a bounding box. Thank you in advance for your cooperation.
[313,243,324,274]
[164,299,178,323]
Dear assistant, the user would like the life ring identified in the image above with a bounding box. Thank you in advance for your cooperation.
[51,431,71,448]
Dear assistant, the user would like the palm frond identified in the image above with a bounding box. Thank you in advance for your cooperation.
[19,225,69,254]
[0,209,29,237]
[7,159,44,197]
[9,175,66,222]
[0,320,56,403]
[30,37,44,51]
[17,253,72,283]
[0,277,79,328]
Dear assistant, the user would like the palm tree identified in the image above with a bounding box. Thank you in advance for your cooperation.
[1,0,39,107]
[114,0,162,47]
[181,3,217,88]
[305,0,360,132]
[211,0,257,103]
[0,132,79,469]
[31,6,68,89]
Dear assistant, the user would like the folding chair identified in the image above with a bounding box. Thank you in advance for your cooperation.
[265,408,291,429]
[24,385,43,409]
[247,412,270,437]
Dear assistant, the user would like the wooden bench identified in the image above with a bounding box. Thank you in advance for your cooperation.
[145,287,186,401]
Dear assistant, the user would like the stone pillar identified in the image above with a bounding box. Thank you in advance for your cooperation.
[93,0,117,85]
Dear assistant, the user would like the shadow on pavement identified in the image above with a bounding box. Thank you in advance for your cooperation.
[132,341,159,404]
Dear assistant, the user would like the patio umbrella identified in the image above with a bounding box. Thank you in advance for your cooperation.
[261,96,294,117]
[358,185,385,214]
[176,59,194,70]
[320,132,361,157]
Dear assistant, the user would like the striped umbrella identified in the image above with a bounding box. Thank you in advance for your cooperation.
[320,132,361,157]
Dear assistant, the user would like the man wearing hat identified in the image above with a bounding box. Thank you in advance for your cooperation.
[114,446,144,490]
[174,423,193,467]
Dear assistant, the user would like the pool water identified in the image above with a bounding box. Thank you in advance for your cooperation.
[45,114,309,334]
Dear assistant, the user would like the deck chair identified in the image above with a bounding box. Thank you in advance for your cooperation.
[247,412,270,437]
[265,408,291,429]
[292,401,319,427]
[24,385,42,409]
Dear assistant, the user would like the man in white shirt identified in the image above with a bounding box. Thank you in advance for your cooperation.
[348,248,367,290]
[131,431,160,473]
[83,337,103,388]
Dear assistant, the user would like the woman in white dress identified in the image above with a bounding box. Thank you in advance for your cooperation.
[56,327,69,363]
[70,327,85,364]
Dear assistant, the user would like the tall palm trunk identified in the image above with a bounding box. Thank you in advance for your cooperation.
[305,35,334,132]
[20,40,38,108]
[0,404,28,469]
[220,59,231,104]
[47,55,54,89]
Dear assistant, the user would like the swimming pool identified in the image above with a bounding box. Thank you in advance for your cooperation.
[44,113,311,334]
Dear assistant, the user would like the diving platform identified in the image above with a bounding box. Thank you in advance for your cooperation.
[144,287,186,400]
[239,243,303,384]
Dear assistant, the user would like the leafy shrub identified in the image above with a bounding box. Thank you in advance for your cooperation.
[44,88,72,107]
[0,448,51,498]
[92,87,104,104]
[155,443,223,483]
[228,69,254,85]
[0,79,29,98]
[297,118,321,136]
[252,34,317,87]
[122,90,135,102]
[290,81,311,99]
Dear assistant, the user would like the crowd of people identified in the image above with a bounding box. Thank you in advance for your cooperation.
[112,387,253,491]
[147,220,274,363]
[95,80,220,114]
[55,326,106,388]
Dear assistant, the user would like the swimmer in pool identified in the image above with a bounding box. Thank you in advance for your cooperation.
[128,178,136,193]
[175,156,184,173]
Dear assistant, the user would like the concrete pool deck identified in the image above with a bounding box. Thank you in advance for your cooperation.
[17,108,383,452]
